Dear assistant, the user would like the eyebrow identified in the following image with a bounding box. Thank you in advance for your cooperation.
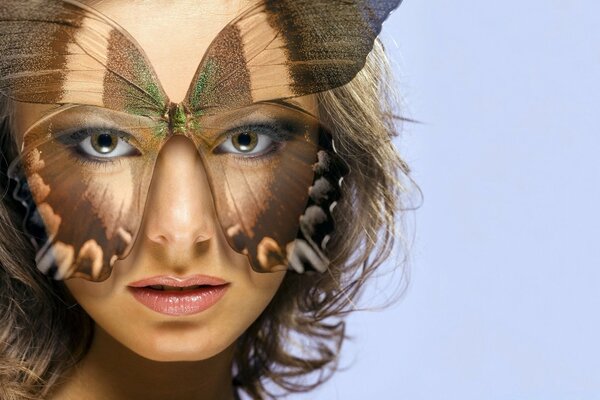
[22,104,79,134]
[267,98,318,119]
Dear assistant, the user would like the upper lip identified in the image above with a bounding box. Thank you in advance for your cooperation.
[128,274,229,288]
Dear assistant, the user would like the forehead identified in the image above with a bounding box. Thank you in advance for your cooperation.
[89,0,254,104]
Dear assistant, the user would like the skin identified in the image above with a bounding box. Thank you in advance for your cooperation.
[10,0,317,399]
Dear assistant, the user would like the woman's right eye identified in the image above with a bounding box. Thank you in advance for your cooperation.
[72,129,140,159]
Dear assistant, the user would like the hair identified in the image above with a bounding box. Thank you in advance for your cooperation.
[0,39,417,399]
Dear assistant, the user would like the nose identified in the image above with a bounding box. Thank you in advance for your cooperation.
[142,135,216,250]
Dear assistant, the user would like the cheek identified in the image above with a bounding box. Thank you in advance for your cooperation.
[218,268,286,339]
[204,141,318,272]
[63,273,134,332]
[64,275,116,302]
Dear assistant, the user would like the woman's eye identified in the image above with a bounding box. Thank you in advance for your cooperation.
[216,129,277,156]
[76,130,139,159]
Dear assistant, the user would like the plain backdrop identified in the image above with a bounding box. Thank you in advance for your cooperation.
[285,1,599,399]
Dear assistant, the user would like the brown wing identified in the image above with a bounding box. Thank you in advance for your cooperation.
[0,0,168,119]
[184,0,402,115]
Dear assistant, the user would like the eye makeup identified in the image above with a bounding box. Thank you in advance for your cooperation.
[214,125,287,159]
[56,128,142,171]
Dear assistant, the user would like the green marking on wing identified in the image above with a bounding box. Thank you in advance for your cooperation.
[124,55,168,131]
[153,122,169,138]
[145,79,164,109]
[190,59,216,116]
[189,117,202,132]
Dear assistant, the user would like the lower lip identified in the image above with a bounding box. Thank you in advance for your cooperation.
[128,285,229,316]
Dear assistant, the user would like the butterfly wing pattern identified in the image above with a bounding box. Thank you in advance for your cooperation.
[0,0,402,280]
[0,0,168,116]
[183,0,400,273]
[1,0,170,280]
[185,0,403,112]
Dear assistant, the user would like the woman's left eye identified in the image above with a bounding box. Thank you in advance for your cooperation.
[215,128,279,156]
[76,130,139,159]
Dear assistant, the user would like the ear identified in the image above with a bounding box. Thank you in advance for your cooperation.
[0,0,168,117]
[184,0,403,114]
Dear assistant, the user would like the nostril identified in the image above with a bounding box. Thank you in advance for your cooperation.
[146,232,169,246]
[193,230,214,244]
[146,226,214,247]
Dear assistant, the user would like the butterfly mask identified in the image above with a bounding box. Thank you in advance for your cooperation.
[0,0,402,281]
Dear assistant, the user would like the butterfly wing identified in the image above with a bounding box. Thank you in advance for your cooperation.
[184,0,402,114]
[183,0,397,273]
[0,0,168,118]
[1,0,170,281]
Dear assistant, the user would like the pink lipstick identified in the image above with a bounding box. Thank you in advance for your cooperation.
[128,275,229,316]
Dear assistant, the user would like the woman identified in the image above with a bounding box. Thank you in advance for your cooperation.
[0,0,413,399]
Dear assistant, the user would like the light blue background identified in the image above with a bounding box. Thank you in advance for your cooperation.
[303,1,599,399]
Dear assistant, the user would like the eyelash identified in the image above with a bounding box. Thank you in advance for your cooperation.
[60,122,297,168]
[72,154,127,171]
[214,123,292,165]
[56,127,136,169]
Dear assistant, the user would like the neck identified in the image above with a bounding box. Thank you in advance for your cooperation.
[51,326,237,400]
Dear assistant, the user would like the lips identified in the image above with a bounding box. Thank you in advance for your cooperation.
[128,275,230,316]
[129,275,228,288]
[145,284,207,291]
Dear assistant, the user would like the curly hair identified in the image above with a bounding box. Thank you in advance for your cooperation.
[0,39,415,399]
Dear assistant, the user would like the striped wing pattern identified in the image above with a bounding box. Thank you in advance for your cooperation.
[185,0,402,113]
[0,0,167,117]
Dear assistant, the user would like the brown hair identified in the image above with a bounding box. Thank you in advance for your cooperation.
[0,39,417,399]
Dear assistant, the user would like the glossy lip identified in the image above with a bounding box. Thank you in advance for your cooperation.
[127,274,230,316]
[128,274,229,288]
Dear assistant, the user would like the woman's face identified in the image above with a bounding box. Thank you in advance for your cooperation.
[12,0,318,362]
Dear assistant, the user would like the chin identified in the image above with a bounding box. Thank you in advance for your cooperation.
[119,323,238,362]
[135,346,219,363]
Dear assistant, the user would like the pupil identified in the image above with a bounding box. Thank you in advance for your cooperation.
[234,132,257,152]
[97,134,112,149]
[92,132,117,154]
